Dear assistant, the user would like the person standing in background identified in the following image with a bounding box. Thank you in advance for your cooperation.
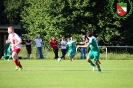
[34,35,44,59]
[60,37,67,60]
[50,37,59,60]
[25,36,32,59]
[80,36,87,59]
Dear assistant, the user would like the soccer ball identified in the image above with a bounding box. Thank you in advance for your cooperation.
[58,58,61,61]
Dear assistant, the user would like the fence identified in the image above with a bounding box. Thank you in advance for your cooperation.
[18,45,133,60]
[99,46,133,60]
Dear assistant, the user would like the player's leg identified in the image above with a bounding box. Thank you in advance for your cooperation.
[12,49,22,70]
[93,52,101,72]
[95,61,101,72]
[70,52,76,61]
[3,54,7,60]
[98,60,101,64]
[8,50,12,61]
[8,55,12,61]
[67,50,72,61]
[67,53,71,61]
[87,52,95,67]
[69,54,74,61]
[68,52,74,61]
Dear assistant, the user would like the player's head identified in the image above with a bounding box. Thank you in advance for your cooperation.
[86,31,93,37]
[70,36,73,41]
[8,26,14,34]
[67,38,71,42]
[82,36,85,39]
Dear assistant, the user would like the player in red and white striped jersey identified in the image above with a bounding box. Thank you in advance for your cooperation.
[7,26,23,71]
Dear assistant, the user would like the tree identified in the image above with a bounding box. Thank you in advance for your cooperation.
[21,0,63,44]
[20,0,123,45]
[0,0,8,24]
[4,0,23,24]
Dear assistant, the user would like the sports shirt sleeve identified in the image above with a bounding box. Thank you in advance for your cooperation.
[15,33,22,41]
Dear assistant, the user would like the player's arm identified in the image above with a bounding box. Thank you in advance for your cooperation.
[78,37,92,49]
[14,34,22,47]
[14,40,22,47]
[77,43,88,48]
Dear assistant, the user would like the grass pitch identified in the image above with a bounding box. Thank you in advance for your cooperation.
[0,60,133,88]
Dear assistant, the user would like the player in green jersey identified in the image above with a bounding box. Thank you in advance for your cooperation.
[66,38,76,61]
[77,32,101,72]
[2,42,12,61]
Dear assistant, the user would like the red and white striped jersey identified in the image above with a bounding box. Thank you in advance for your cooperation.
[8,33,22,50]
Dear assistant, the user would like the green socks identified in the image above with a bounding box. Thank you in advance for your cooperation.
[88,61,95,67]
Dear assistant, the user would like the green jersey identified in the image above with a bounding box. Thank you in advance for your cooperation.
[4,43,12,54]
[67,41,76,59]
[3,43,12,60]
[67,41,76,52]
[89,37,99,51]
[88,37,100,61]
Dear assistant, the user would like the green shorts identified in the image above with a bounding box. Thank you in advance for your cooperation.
[68,50,76,58]
[88,50,100,61]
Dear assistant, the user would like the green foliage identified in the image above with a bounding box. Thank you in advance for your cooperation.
[4,0,23,24]
[20,0,63,43]
[0,0,7,24]
[2,0,133,46]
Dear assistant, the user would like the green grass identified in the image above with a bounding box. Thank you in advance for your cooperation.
[0,60,133,88]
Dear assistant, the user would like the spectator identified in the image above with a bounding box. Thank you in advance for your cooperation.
[50,37,59,60]
[60,37,67,59]
[34,35,44,59]
[80,36,87,59]
[25,36,32,59]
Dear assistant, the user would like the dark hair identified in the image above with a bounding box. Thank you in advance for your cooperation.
[67,38,71,41]
[86,31,93,37]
